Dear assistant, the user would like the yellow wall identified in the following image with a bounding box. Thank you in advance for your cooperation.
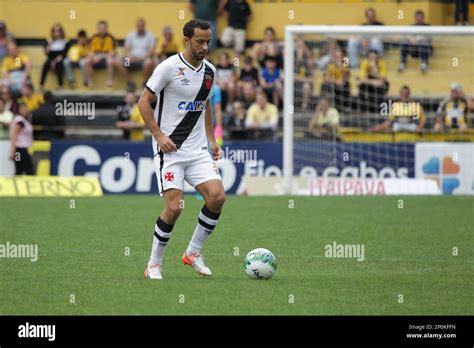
[0,1,454,41]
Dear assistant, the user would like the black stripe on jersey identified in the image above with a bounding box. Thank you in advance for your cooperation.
[158,151,164,195]
[168,64,214,149]
[157,89,165,127]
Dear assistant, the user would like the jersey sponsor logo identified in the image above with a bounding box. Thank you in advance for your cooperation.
[164,171,174,182]
[177,67,186,77]
[181,78,190,86]
[177,100,207,111]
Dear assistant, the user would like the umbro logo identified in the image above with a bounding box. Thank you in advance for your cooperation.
[181,78,190,86]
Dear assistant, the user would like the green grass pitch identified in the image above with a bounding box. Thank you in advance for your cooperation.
[0,195,472,315]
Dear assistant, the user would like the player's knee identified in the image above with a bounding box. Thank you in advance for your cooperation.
[209,191,225,209]
[164,201,183,220]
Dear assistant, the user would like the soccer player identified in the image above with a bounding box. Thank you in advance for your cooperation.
[138,19,225,280]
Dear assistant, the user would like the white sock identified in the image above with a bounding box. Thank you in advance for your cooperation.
[186,205,220,255]
[149,217,173,266]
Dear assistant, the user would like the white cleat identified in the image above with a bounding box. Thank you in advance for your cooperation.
[182,253,212,277]
[144,264,163,280]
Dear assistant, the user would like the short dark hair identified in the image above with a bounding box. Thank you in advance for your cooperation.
[400,85,410,92]
[264,27,276,35]
[415,10,424,17]
[365,7,375,16]
[183,19,211,39]
[78,30,87,38]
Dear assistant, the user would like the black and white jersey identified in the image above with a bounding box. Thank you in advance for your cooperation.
[146,52,216,156]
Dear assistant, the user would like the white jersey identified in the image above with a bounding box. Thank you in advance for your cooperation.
[146,52,216,157]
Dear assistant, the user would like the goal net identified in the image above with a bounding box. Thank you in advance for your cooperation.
[283,25,474,194]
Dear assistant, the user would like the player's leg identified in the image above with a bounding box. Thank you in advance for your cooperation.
[145,188,183,280]
[145,156,185,279]
[182,157,225,276]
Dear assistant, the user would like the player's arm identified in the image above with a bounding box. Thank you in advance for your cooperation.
[205,102,222,160]
[138,88,176,152]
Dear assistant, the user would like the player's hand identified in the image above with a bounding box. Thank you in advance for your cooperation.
[210,141,223,161]
[156,133,177,153]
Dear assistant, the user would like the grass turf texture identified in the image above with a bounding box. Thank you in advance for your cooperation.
[0,195,472,315]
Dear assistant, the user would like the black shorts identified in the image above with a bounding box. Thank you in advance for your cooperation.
[14,147,33,175]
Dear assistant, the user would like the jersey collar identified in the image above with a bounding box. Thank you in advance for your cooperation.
[179,52,204,73]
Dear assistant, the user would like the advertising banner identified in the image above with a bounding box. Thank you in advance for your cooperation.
[415,143,474,195]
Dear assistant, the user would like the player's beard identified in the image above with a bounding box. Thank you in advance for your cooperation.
[191,47,206,61]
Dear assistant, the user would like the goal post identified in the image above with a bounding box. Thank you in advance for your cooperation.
[283,25,474,195]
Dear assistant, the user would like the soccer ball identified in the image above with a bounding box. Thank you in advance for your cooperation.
[244,248,277,280]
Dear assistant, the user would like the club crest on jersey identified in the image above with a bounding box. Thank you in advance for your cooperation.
[178,101,207,111]
[204,73,213,90]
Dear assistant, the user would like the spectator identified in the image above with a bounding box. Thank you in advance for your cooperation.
[238,55,259,94]
[398,10,432,74]
[115,18,156,90]
[369,85,425,133]
[9,101,33,175]
[0,97,13,140]
[259,56,283,107]
[252,27,283,69]
[189,0,225,51]
[210,83,223,145]
[63,30,90,89]
[347,8,384,68]
[1,85,18,114]
[308,96,340,139]
[358,49,388,112]
[116,91,145,141]
[20,83,44,112]
[228,101,246,128]
[434,83,470,131]
[220,0,251,56]
[31,91,64,140]
[295,35,314,111]
[216,52,237,112]
[316,37,340,71]
[321,49,350,111]
[237,81,256,110]
[245,91,279,138]
[156,26,183,62]
[0,21,15,62]
[84,20,117,87]
[455,0,469,26]
[40,23,67,91]
[1,41,31,96]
